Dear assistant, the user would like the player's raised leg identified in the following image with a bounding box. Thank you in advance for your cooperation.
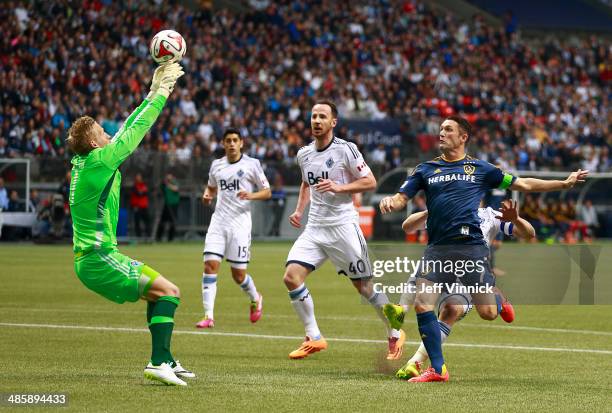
[351,278,405,360]
[284,262,327,359]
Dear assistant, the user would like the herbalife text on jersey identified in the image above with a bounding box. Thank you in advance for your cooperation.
[371,257,486,278]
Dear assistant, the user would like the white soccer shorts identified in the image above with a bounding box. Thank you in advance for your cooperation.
[203,221,251,269]
[286,223,372,279]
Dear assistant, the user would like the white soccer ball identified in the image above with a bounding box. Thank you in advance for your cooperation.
[149,30,186,64]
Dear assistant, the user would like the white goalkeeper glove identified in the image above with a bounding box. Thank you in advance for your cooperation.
[146,64,166,100]
[156,62,185,98]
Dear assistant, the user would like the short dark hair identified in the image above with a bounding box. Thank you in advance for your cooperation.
[314,99,338,118]
[67,116,96,155]
[445,115,472,139]
[223,127,242,140]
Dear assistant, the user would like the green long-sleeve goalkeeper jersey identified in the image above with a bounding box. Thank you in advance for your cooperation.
[69,95,166,254]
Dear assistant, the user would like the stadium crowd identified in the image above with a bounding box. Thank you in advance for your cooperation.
[0,0,610,175]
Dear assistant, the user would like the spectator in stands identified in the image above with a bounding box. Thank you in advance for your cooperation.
[579,199,599,238]
[0,178,8,211]
[130,173,151,238]
[57,171,71,203]
[267,173,286,237]
[156,173,180,242]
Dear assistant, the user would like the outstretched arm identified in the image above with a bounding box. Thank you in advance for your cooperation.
[496,200,536,240]
[380,192,409,214]
[99,63,184,170]
[510,169,588,193]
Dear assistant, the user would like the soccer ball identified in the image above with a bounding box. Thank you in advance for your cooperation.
[149,30,186,64]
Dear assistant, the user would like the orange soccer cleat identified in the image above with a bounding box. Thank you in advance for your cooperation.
[408,365,449,382]
[288,336,328,359]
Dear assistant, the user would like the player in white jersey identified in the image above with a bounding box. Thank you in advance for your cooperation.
[389,199,535,379]
[196,128,271,328]
[283,100,405,360]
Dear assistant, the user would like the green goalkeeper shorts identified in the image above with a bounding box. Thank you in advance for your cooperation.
[74,249,160,304]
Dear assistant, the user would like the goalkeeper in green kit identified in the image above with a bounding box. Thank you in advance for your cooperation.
[67,62,194,386]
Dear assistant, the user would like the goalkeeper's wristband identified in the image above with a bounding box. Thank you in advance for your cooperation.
[156,86,174,99]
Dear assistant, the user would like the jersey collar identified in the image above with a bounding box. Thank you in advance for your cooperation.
[441,153,467,163]
[228,154,243,164]
[315,136,335,152]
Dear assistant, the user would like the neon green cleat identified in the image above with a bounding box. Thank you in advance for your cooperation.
[396,360,423,380]
[383,304,405,330]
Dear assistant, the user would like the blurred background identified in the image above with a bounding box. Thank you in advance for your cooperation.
[0,0,610,243]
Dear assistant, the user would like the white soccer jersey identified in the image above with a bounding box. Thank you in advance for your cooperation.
[477,206,513,247]
[297,137,371,227]
[207,154,270,228]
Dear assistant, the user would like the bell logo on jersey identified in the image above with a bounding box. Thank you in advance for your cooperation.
[220,179,240,191]
[307,171,329,185]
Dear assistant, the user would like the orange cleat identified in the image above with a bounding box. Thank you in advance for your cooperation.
[408,365,449,382]
[386,329,406,360]
[500,300,515,323]
[288,336,328,359]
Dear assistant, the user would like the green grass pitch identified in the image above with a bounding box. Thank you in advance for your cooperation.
[1,242,611,411]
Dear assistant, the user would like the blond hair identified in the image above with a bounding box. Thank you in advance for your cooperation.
[67,116,96,155]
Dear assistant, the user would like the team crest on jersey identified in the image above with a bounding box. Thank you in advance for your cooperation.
[434,168,442,174]
[326,158,334,168]
[463,164,476,175]
[237,169,245,177]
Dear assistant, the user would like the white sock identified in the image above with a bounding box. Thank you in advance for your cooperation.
[202,273,217,319]
[367,291,401,339]
[239,274,259,302]
[289,283,321,339]
[409,320,451,363]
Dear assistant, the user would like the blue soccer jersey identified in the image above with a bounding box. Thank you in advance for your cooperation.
[399,155,516,246]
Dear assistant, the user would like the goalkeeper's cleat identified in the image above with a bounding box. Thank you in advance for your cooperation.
[500,300,515,323]
[386,329,406,360]
[396,360,423,380]
[288,336,328,359]
[171,360,196,379]
[195,317,215,329]
[383,303,406,330]
[144,362,187,386]
[408,365,449,382]
[250,294,263,323]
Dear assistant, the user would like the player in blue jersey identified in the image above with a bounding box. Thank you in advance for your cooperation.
[379,116,588,382]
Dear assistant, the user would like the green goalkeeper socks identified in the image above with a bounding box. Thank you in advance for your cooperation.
[148,296,180,365]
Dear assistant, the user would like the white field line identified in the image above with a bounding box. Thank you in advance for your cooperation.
[3,306,612,337]
[1,322,612,356]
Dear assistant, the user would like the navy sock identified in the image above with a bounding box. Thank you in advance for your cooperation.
[417,311,445,374]
[495,294,503,315]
